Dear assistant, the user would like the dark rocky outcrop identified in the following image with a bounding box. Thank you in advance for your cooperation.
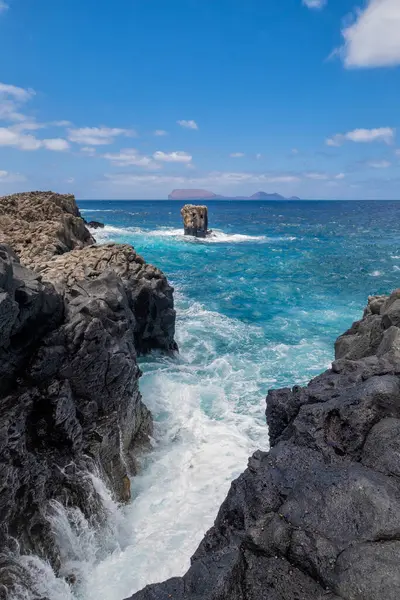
[129,291,400,600]
[181,204,209,238]
[0,191,177,595]
[86,220,105,229]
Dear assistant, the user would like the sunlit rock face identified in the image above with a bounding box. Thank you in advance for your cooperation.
[181,205,209,238]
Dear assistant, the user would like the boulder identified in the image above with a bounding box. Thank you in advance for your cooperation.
[86,220,105,229]
[181,204,209,237]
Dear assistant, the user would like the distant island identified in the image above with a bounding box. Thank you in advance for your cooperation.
[168,189,300,201]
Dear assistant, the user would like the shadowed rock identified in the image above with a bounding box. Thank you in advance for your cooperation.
[86,220,105,229]
[128,288,400,600]
[181,204,209,237]
[0,191,177,595]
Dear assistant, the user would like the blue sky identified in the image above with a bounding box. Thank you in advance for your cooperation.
[0,0,400,199]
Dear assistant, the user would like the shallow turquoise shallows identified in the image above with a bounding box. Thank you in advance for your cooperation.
[44,199,399,600]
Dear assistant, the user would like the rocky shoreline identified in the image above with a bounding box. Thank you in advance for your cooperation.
[2,191,400,600]
[0,192,177,596]
[129,292,400,600]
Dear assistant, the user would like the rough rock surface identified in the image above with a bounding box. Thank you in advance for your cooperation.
[86,220,105,229]
[37,243,177,353]
[0,190,94,269]
[181,204,209,237]
[129,291,400,600]
[0,191,177,594]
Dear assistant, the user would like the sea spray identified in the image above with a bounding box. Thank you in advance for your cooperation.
[7,473,124,600]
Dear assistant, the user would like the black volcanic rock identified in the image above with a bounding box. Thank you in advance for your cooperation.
[129,291,400,600]
[86,219,105,229]
[0,192,177,595]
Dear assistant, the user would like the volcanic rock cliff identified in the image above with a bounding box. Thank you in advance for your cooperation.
[130,292,400,600]
[0,191,176,595]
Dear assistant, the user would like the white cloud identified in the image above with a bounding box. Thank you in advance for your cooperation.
[0,1,9,12]
[291,148,299,155]
[154,129,168,136]
[0,127,41,150]
[336,172,346,179]
[367,160,392,168]
[256,153,262,159]
[302,0,326,9]
[0,82,36,122]
[177,119,198,130]
[68,126,136,146]
[42,138,70,151]
[11,121,45,132]
[0,127,69,151]
[0,83,34,101]
[326,127,395,146]
[153,150,192,163]
[230,152,245,158]
[81,146,96,156]
[103,148,160,169]
[340,0,400,68]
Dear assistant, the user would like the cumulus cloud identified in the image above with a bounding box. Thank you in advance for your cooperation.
[230,152,245,158]
[0,127,69,151]
[302,0,326,9]
[154,129,168,136]
[103,148,160,169]
[177,120,198,130]
[339,0,400,68]
[153,151,192,163]
[42,138,70,151]
[326,127,395,146]
[68,126,136,146]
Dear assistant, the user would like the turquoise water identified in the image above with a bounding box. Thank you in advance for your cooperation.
[19,200,400,600]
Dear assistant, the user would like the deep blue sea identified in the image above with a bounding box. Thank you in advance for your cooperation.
[22,200,400,600]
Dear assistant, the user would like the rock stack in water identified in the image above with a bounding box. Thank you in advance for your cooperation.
[181,204,209,238]
[0,191,177,595]
[129,292,400,600]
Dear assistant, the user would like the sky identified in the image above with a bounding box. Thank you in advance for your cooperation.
[0,0,400,200]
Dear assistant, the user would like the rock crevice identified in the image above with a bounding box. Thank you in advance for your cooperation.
[129,291,400,600]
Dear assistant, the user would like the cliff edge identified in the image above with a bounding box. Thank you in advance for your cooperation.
[129,292,400,600]
[0,191,177,594]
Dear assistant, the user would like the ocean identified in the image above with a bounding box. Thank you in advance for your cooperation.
[18,199,400,600]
